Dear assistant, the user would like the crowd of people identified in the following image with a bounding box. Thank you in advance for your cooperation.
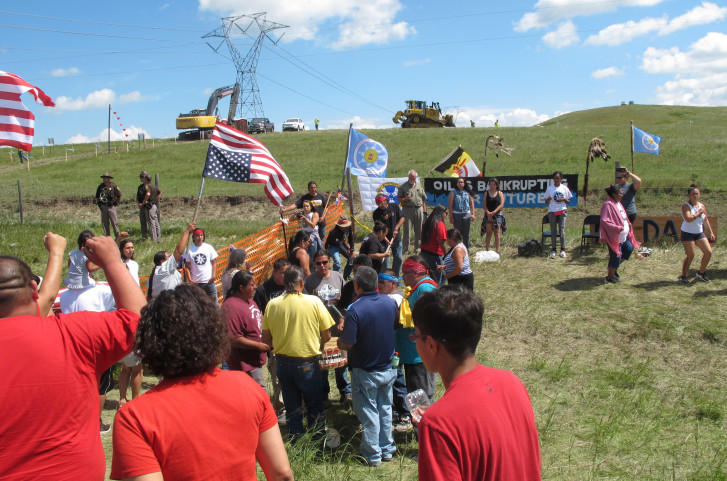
[1,169,717,480]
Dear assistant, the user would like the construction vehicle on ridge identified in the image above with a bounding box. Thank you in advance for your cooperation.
[393,100,455,128]
[176,84,245,140]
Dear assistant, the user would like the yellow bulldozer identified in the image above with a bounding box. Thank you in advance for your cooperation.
[393,100,455,128]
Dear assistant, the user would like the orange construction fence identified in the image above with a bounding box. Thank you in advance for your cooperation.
[138,203,344,298]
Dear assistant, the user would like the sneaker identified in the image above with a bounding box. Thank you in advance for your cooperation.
[382,455,393,463]
[559,251,567,258]
[277,411,287,426]
[549,251,556,259]
[696,272,711,283]
[614,272,620,279]
[678,275,690,284]
[605,277,619,284]
[394,414,413,432]
[100,419,111,434]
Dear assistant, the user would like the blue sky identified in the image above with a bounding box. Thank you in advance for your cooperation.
[2,0,726,146]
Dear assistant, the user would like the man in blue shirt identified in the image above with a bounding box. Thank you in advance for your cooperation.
[338,266,397,466]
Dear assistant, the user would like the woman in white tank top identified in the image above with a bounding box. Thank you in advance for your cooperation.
[679,184,716,283]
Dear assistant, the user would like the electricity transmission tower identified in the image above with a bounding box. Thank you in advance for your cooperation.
[204,13,287,121]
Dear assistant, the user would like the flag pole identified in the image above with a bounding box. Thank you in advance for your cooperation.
[630,120,634,172]
[345,167,355,239]
[341,123,353,190]
[108,105,112,154]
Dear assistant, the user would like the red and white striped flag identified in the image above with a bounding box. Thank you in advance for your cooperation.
[203,122,293,206]
[0,71,55,152]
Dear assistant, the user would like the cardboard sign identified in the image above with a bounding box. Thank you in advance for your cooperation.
[633,216,718,243]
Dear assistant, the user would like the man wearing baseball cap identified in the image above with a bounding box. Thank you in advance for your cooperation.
[94,173,122,237]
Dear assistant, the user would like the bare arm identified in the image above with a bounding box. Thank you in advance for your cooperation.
[297,250,311,276]
[256,425,294,481]
[627,170,642,190]
[442,246,464,279]
[262,330,273,349]
[38,233,67,315]
[320,328,332,345]
[83,236,146,316]
[122,473,163,481]
[230,336,270,352]
[173,223,195,261]
[338,339,354,351]
[469,193,476,220]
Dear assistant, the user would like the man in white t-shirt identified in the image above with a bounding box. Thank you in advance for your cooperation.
[183,228,219,304]
[543,171,573,259]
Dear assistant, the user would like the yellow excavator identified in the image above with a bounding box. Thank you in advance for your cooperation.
[393,100,455,128]
[176,84,241,140]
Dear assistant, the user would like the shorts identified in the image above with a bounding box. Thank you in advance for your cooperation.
[680,230,705,242]
[480,213,507,236]
[99,367,114,395]
[121,351,141,367]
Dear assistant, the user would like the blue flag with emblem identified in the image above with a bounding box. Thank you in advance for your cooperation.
[632,125,661,155]
[346,128,388,177]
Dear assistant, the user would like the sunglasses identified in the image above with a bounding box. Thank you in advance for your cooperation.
[315,260,329,265]
[616,176,626,179]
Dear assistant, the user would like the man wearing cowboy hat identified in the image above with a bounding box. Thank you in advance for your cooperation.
[94,172,122,237]
[324,217,355,279]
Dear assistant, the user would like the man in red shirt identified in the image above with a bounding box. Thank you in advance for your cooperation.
[412,286,542,481]
[0,234,146,481]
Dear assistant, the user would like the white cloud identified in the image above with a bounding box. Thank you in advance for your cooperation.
[159,2,171,10]
[585,16,666,46]
[585,2,727,46]
[328,115,389,130]
[457,108,550,128]
[642,32,727,74]
[54,88,115,112]
[641,32,727,105]
[515,0,662,31]
[198,0,415,49]
[543,20,579,48]
[66,126,150,145]
[592,67,625,79]
[403,58,431,67]
[51,67,81,77]
[53,88,145,112]
[660,1,727,35]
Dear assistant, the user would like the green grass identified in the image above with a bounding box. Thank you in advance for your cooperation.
[4,104,727,480]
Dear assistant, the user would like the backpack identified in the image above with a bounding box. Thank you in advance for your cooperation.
[399,278,438,328]
[518,239,542,257]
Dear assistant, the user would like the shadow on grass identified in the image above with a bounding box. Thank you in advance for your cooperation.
[632,280,682,290]
[552,277,604,291]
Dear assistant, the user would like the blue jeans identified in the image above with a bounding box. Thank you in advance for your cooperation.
[383,241,403,276]
[322,366,351,399]
[276,356,325,438]
[306,235,320,260]
[608,238,634,269]
[392,365,409,417]
[197,282,219,305]
[328,246,353,279]
[351,368,396,464]
[452,213,472,249]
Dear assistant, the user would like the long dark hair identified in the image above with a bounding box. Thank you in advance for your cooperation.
[288,231,311,255]
[422,205,446,244]
[119,239,135,261]
[146,251,168,300]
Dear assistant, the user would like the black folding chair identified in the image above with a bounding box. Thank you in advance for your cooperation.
[580,214,601,252]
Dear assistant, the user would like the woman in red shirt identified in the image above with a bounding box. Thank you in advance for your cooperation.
[419,205,448,285]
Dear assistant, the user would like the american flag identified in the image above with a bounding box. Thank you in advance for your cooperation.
[0,72,55,152]
[203,122,293,206]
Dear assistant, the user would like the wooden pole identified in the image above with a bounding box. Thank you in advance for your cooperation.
[17,180,24,225]
[341,123,353,190]
[155,173,162,227]
[346,167,356,239]
[630,120,634,172]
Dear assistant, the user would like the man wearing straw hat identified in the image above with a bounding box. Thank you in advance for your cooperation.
[94,172,122,237]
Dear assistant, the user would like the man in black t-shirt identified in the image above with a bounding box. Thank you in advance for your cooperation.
[359,222,390,273]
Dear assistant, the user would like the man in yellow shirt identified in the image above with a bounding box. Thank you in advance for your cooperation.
[262,265,334,440]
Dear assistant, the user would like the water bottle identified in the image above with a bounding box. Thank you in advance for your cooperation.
[391,352,399,369]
